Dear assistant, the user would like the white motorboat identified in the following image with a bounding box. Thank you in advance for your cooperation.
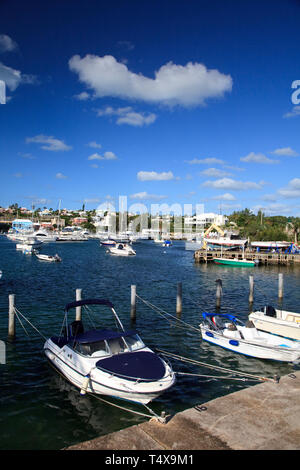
[199,313,300,362]
[34,251,61,262]
[44,299,175,404]
[249,305,300,341]
[108,242,136,256]
[16,236,43,251]
[100,238,116,246]
[34,228,58,243]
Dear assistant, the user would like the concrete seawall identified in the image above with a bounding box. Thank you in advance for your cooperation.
[66,370,300,450]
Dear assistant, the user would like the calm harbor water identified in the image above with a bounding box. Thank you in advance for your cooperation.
[0,235,300,450]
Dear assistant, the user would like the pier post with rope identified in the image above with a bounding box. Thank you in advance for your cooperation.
[75,288,82,321]
[249,275,254,304]
[130,285,136,322]
[176,282,182,317]
[278,273,284,301]
[215,279,222,309]
[8,294,16,340]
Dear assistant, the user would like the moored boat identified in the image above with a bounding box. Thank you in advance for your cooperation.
[249,305,300,341]
[213,257,257,267]
[43,299,175,404]
[108,242,136,256]
[199,312,300,362]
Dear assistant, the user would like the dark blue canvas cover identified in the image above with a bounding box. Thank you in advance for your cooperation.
[96,351,166,381]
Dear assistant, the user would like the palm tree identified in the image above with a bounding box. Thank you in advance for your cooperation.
[287,218,300,244]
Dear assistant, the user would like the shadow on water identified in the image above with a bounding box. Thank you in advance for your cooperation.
[0,237,299,449]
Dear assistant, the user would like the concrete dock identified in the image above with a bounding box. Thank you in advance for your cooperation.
[66,370,300,450]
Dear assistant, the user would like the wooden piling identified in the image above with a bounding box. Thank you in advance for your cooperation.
[215,279,222,308]
[8,294,16,340]
[76,288,82,321]
[249,275,254,304]
[176,282,182,317]
[130,285,136,322]
[278,273,284,300]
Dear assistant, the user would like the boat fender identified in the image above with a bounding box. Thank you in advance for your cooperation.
[80,374,90,396]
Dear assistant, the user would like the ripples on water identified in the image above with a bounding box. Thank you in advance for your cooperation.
[0,236,299,449]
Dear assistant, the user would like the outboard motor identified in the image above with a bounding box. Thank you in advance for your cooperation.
[264,305,276,317]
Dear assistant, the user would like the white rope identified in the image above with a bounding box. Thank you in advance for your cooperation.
[157,349,278,383]
[135,294,201,333]
[14,307,47,340]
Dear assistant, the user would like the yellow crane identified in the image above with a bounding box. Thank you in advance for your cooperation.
[202,223,225,249]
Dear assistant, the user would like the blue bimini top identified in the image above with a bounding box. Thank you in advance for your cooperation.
[96,351,166,381]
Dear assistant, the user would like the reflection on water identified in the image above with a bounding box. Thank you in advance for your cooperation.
[0,237,299,449]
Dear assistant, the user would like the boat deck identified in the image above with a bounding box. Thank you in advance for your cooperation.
[194,249,300,265]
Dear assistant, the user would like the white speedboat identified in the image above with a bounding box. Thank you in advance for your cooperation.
[34,228,58,243]
[44,299,175,404]
[108,242,136,256]
[34,251,61,262]
[249,306,300,341]
[199,313,300,362]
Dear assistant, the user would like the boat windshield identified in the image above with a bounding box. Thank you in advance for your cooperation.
[72,334,145,357]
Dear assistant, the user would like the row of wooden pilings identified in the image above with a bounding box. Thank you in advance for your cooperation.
[7,274,284,340]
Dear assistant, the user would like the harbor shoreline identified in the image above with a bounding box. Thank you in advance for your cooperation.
[65,370,300,451]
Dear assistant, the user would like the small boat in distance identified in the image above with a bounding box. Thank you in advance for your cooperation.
[34,251,61,262]
[44,298,175,404]
[199,312,300,362]
[108,243,136,256]
[249,305,300,341]
[213,257,257,267]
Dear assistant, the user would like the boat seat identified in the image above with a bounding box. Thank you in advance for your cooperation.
[223,324,242,339]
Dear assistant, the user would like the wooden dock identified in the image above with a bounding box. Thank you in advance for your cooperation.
[194,249,300,265]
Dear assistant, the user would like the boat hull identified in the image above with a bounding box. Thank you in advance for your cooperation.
[199,325,300,362]
[44,339,175,404]
[213,258,255,267]
[249,310,300,341]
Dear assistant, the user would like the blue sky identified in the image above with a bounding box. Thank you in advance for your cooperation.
[0,0,300,216]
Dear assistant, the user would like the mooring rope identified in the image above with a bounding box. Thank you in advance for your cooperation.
[14,307,47,340]
[156,349,279,383]
[135,294,201,333]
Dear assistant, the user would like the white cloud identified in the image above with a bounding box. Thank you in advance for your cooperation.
[283,106,300,118]
[137,171,175,181]
[74,91,90,100]
[87,141,102,149]
[0,62,37,92]
[278,178,300,199]
[203,177,263,191]
[69,54,233,107]
[271,147,299,157]
[56,173,67,179]
[200,168,232,178]
[26,135,72,151]
[88,151,117,160]
[0,34,18,53]
[212,193,236,201]
[96,106,156,126]
[185,157,225,165]
[240,152,279,164]
[130,191,167,201]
